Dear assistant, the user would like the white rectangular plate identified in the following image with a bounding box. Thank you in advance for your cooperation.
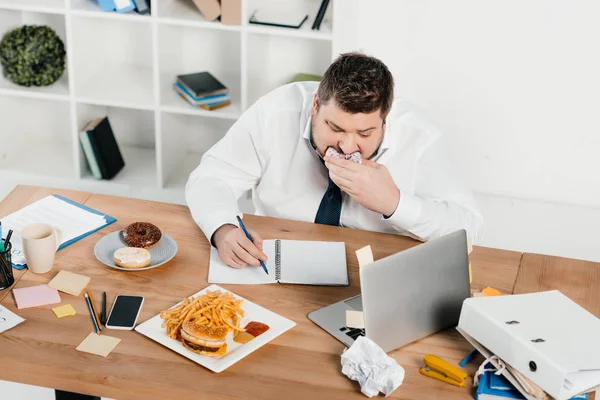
[135,284,296,373]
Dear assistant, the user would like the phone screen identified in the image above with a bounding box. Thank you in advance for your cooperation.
[107,295,143,328]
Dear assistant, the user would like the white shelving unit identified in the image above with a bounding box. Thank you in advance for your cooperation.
[0,0,340,204]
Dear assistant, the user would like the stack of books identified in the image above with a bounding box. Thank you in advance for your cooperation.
[79,116,125,180]
[173,72,231,111]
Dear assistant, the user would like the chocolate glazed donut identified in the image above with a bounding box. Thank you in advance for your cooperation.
[122,222,162,248]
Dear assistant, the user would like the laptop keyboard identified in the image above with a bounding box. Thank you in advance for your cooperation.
[340,326,365,340]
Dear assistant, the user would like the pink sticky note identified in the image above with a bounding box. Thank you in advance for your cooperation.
[13,284,61,309]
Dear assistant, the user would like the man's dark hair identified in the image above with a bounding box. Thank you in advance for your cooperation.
[317,52,394,119]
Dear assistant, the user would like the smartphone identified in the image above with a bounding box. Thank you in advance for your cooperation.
[105,295,144,330]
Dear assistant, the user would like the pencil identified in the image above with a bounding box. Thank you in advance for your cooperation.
[86,291,102,333]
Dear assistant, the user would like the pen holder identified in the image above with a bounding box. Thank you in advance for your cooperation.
[0,240,14,290]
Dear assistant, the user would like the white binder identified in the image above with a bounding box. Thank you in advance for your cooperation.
[458,290,600,400]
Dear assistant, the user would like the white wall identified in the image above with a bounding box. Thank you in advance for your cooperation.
[351,0,600,209]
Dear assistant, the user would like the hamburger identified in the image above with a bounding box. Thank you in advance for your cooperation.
[181,321,228,357]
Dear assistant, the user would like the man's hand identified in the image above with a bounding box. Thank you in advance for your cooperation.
[212,224,268,268]
[325,156,400,217]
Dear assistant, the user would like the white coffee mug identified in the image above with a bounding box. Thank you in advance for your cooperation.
[22,223,62,274]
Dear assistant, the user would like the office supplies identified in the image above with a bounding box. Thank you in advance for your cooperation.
[249,9,308,29]
[460,349,478,367]
[346,310,364,329]
[192,0,221,21]
[0,304,24,333]
[458,290,600,400]
[0,240,13,290]
[1,194,116,268]
[5,229,12,249]
[101,292,106,325]
[311,0,330,30]
[341,336,405,397]
[355,245,374,267]
[236,215,268,275]
[208,238,347,285]
[52,304,76,318]
[13,285,61,309]
[176,71,228,98]
[76,333,121,357]
[136,284,295,373]
[84,292,101,334]
[96,0,115,11]
[80,116,125,180]
[0,222,3,252]
[114,0,135,13]
[105,295,144,330]
[476,367,530,399]
[48,270,91,297]
[309,230,470,350]
[88,291,102,331]
[419,354,468,387]
[221,0,241,25]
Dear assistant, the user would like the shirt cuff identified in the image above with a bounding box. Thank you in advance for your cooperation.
[198,209,239,247]
[382,192,424,230]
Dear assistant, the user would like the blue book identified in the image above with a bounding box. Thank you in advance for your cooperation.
[174,82,229,103]
[97,0,115,11]
[115,0,136,13]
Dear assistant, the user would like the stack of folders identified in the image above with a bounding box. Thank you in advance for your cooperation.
[458,291,600,400]
[174,72,231,111]
[96,0,150,15]
[79,117,125,180]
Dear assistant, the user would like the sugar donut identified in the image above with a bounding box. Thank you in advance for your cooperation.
[114,247,151,269]
[325,147,363,164]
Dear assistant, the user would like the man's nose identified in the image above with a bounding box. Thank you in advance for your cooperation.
[339,133,358,154]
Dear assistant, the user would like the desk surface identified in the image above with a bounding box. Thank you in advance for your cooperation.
[0,185,590,400]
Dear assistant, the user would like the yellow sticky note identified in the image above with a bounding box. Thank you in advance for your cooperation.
[76,333,121,357]
[48,270,91,297]
[346,310,365,329]
[482,287,502,297]
[52,304,76,318]
[356,245,374,267]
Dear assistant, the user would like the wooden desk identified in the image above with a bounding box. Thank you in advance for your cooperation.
[0,186,554,399]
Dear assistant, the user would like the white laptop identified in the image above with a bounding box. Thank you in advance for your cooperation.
[308,229,471,352]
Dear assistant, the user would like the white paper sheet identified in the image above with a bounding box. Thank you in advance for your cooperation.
[0,305,25,333]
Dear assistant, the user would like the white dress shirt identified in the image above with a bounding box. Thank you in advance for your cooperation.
[186,82,484,245]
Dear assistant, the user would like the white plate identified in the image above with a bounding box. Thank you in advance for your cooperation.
[135,284,296,373]
[94,231,178,271]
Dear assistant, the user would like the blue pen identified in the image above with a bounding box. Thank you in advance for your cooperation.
[236,215,269,275]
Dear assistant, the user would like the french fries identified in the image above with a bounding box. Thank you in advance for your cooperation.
[160,290,245,339]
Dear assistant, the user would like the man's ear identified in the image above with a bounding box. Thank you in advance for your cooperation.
[310,94,320,117]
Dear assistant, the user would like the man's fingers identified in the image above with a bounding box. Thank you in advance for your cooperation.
[362,159,380,168]
[238,235,267,262]
[326,163,355,180]
[228,254,246,269]
[232,244,260,267]
[325,156,362,172]
[248,230,265,255]
[329,170,353,188]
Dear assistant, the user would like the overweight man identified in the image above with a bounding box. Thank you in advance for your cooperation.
[186,52,483,268]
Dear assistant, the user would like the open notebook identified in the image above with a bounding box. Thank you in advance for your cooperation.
[208,239,348,285]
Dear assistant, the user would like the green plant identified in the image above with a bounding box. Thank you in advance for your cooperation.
[0,25,66,87]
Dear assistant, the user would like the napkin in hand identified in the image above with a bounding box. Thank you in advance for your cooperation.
[341,336,405,397]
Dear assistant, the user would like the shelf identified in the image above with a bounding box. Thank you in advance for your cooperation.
[158,0,241,31]
[81,145,157,187]
[0,139,73,178]
[0,0,65,14]
[69,0,150,22]
[76,67,154,109]
[0,69,70,101]
[246,22,332,41]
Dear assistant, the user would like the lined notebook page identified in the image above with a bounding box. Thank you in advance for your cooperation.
[207,241,277,285]
[279,240,348,285]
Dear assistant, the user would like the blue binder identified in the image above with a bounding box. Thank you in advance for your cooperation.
[12,194,116,270]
